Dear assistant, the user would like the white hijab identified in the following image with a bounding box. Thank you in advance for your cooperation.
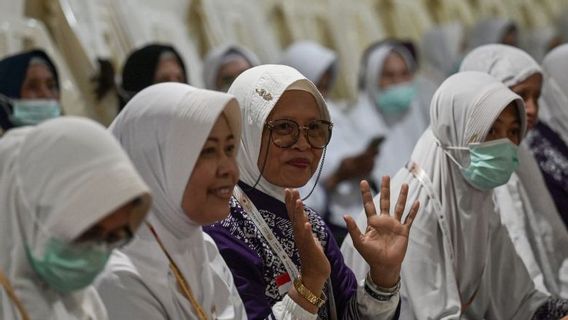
[460,44,542,87]
[467,18,515,50]
[280,41,338,91]
[102,83,244,319]
[461,44,568,297]
[349,42,430,183]
[202,44,260,90]
[539,44,568,146]
[227,64,329,202]
[0,117,151,320]
[343,71,550,318]
[420,22,464,86]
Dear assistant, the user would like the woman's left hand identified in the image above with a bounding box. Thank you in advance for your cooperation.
[344,176,420,288]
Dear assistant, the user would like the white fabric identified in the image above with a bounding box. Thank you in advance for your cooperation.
[467,18,515,49]
[280,41,338,89]
[461,43,568,297]
[0,117,151,320]
[227,64,329,202]
[419,22,464,86]
[278,41,363,217]
[228,64,399,319]
[522,26,557,63]
[96,83,246,319]
[202,44,260,90]
[539,44,568,146]
[349,43,430,188]
[342,71,550,318]
[460,44,542,87]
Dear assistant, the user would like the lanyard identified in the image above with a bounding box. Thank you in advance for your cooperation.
[233,186,300,280]
[0,269,30,320]
[406,162,480,313]
[146,223,209,320]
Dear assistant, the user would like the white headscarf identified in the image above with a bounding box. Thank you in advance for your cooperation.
[202,44,260,90]
[460,43,568,297]
[342,72,550,318]
[349,42,430,183]
[539,44,568,146]
[459,44,542,87]
[467,18,516,49]
[420,22,464,85]
[280,41,338,90]
[0,117,151,320]
[228,64,329,202]
[100,83,244,319]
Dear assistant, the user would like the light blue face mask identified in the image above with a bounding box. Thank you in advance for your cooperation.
[10,99,61,126]
[25,238,112,294]
[444,138,519,190]
[375,82,416,114]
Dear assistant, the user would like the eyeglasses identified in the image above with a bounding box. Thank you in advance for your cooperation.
[265,119,333,149]
[75,225,134,250]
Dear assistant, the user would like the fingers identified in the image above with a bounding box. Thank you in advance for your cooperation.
[394,184,409,221]
[404,200,420,230]
[360,180,377,218]
[380,176,390,215]
[344,215,363,249]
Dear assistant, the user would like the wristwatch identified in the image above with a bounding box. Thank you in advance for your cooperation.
[293,278,327,308]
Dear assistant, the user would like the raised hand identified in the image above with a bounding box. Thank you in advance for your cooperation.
[343,176,419,288]
[285,189,331,291]
[285,189,330,313]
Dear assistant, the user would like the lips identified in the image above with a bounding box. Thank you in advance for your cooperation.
[209,185,234,199]
[287,157,311,168]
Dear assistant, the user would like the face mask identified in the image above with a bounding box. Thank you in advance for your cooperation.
[444,138,519,190]
[376,82,416,114]
[10,99,61,126]
[25,238,112,294]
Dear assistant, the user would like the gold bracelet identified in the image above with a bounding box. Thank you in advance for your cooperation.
[293,278,327,308]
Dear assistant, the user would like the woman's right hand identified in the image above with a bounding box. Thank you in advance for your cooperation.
[285,189,330,312]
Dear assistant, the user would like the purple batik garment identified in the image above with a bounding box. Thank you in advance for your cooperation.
[527,122,568,227]
[204,182,360,320]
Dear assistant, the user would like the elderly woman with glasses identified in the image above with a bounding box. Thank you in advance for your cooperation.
[204,65,419,320]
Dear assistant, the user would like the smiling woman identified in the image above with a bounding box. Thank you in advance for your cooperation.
[204,64,421,320]
[95,83,247,319]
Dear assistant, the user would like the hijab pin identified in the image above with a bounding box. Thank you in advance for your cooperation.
[255,88,273,101]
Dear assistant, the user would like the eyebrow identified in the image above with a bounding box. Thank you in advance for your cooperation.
[206,134,235,142]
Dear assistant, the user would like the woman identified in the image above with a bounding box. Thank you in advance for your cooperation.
[0,117,151,319]
[204,64,420,319]
[280,40,377,242]
[349,40,432,187]
[460,44,568,298]
[118,44,187,111]
[467,17,519,49]
[341,71,568,318]
[96,83,247,319]
[202,44,259,92]
[0,49,61,131]
[527,44,568,228]
[419,22,465,86]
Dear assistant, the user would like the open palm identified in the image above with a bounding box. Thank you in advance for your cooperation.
[344,176,419,287]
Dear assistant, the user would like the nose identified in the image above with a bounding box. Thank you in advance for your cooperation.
[293,128,311,151]
[36,83,57,99]
[524,97,539,120]
[217,153,239,179]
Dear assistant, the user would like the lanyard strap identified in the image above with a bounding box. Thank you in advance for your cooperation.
[233,186,300,280]
[407,162,480,313]
[0,269,30,320]
[146,223,209,320]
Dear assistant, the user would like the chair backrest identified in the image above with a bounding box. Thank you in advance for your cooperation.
[110,0,204,88]
[0,17,89,118]
[192,0,281,63]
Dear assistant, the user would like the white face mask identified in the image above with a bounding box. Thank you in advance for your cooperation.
[10,99,61,126]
